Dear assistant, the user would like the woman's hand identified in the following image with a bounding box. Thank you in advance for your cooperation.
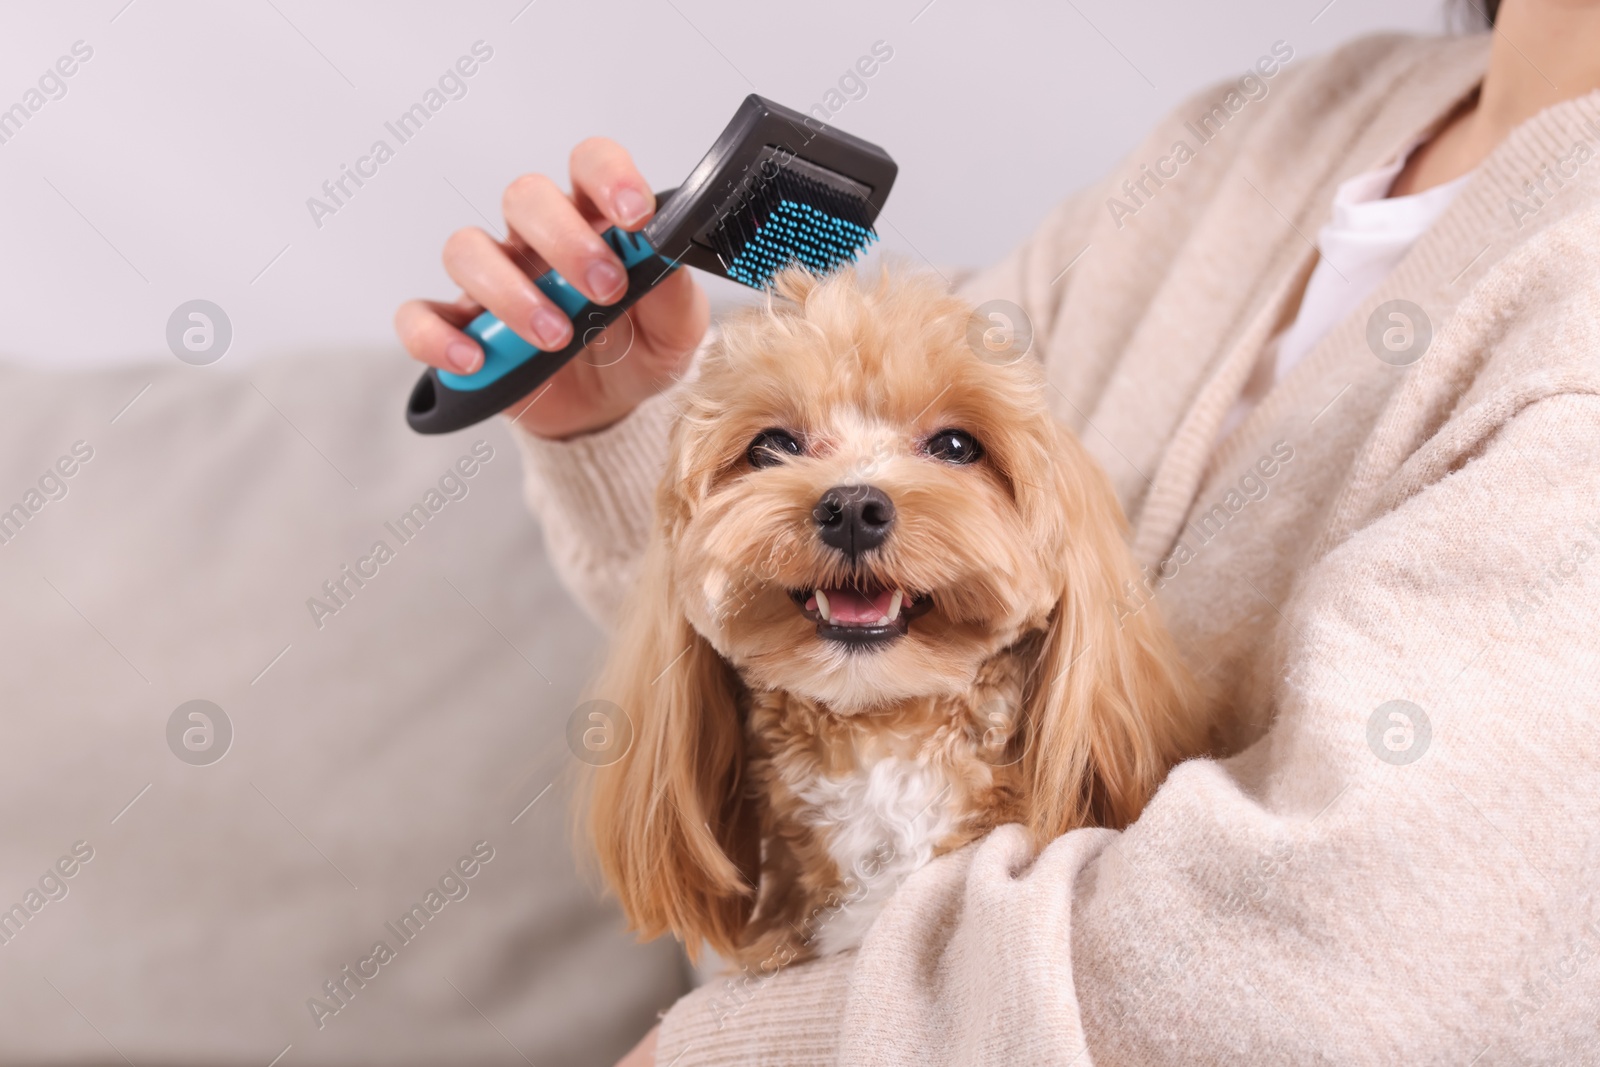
[615,1024,659,1067]
[394,138,709,440]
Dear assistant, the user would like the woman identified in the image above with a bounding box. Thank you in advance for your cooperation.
[397,1,1600,1062]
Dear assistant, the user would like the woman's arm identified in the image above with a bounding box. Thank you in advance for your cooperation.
[392,136,709,629]
[655,366,1600,1063]
[511,383,685,627]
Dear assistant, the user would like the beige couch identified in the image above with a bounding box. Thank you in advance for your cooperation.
[0,349,687,1065]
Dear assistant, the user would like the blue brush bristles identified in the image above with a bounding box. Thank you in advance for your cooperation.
[710,168,879,289]
[722,200,877,288]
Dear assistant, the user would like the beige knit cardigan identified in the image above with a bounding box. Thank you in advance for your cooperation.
[512,32,1600,1066]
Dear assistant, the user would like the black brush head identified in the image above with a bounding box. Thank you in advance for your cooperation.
[642,96,896,289]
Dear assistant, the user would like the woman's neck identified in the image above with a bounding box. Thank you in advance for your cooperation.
[1391,0,1600,196]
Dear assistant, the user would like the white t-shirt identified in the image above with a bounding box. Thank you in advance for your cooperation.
[1213,151,1475,445]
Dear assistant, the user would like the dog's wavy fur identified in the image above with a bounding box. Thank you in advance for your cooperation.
[583,264,1210,965]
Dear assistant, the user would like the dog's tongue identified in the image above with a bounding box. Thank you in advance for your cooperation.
[814,586,895,624]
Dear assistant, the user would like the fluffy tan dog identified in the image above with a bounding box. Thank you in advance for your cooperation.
[586,264,1210,969]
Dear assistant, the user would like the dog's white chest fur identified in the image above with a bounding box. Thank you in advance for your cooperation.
[794,757,960,954]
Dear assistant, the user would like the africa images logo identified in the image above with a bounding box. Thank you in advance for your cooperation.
[305,41,494,230]
[1105,40,1295,229]
[305,441,494,629]
[305,841,495,1030]
[0,40,94,148]
[0,440,94,547]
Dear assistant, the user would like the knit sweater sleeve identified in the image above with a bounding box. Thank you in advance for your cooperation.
[506,375,688,629]
[656,378,1600,1065]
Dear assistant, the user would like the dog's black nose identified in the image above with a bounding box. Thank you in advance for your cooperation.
[813,485,896,558]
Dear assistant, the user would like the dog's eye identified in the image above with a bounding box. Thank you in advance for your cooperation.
[923,429,983,465]
[747,429,803,468]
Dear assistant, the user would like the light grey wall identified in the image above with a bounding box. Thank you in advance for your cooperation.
[0,0,1452,368]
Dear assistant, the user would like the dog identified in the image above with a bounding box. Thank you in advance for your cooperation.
[584,264,1210,968]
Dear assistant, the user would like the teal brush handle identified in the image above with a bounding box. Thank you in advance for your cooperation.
[406,226,670,434]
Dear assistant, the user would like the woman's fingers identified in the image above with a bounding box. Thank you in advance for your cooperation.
[395,141,709,439]
[568,137,655,231]
[441,226,574,352]
[420,142,657,371]
[502,171,628,305]
[394,298,484,374]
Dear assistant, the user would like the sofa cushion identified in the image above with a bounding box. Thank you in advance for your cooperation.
[0,349,686,1066]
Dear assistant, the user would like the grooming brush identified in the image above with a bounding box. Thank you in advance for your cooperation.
[406,94,897,434]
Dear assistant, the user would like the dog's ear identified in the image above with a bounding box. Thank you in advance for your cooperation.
[583,482,757,962]
[1018,422,1209,840]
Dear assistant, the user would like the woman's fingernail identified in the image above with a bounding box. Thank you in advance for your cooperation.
[532,307,571,350]
[587,259,626,301]
[446,341,480,374]
[614,187,649,226]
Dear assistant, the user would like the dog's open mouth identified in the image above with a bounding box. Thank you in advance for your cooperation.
[787,582,934,647]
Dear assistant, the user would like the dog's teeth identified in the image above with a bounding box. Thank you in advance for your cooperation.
[886,589,904,622]
[814,589,831,622]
